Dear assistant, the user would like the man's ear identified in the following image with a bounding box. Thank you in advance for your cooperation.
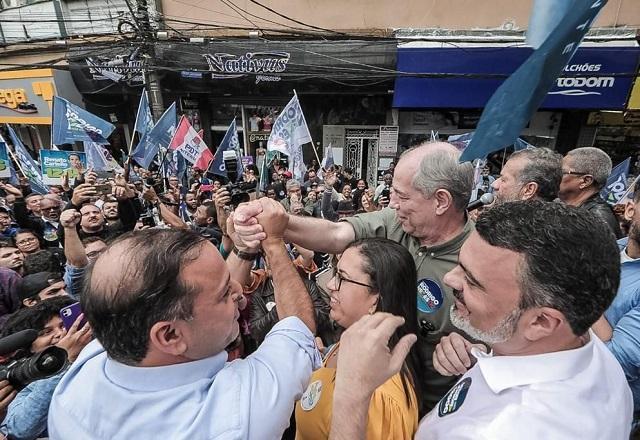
[521,307,565,342]
[624,201,635,222]
[148,321,188,357]
[519,182,539,201]
[22,298,38,308]
[434,189,453,215]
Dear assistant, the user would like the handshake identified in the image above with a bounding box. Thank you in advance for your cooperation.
[232,198,290,250]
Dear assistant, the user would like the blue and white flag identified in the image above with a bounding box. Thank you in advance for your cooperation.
[84,141,110,171]
[449,132,534,156]
[318,143,334,179]
[460,0,607,162]
[601,157,631,205]
[6,125,48,194]
[267,94,312,181]
[52,96,115,145]
[131,102,177,169]
[135,90,154,137]
[208,119,241,180]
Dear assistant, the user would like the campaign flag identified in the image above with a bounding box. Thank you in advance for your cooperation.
[526,0,574,49]
[39,150,87,185]
[169,116,213,171]
[132,103,177,169]
[8,161,18,186]
[208,119,241,179]
[449,132,533,156]
[318,143,335,180]
[267,94,312,181]
[135,90,154,136]
[84,141,110,171]
[601,157,631,205]
[6,125,48,194]
[52,96,115,145]
[461,0,607,162]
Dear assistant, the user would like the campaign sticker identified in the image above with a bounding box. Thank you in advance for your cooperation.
[438,377,472,417]
[265,301,276,312]
[417,279,444,313]
[300,380,323,411]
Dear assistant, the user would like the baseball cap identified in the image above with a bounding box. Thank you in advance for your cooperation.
[283,171,293,178]
[18,272,63,301]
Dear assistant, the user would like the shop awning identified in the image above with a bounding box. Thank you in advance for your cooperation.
[392,44,640,110]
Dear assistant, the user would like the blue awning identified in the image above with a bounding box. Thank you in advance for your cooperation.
[393,45,640,110]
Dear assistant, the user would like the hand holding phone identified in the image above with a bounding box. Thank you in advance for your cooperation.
[60,302,86,330]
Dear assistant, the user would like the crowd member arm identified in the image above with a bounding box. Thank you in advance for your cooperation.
[604,308,640,385]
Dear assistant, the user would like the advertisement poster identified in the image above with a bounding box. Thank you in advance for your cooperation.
[39,150,87,185]
[0,143,11,179]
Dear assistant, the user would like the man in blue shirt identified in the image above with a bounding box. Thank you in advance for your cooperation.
[603,187,640,416]
[48,198,320,439]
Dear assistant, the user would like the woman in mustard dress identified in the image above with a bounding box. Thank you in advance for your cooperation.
[295,237,421,439]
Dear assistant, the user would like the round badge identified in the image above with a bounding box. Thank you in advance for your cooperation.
[416,279,444,313]
[438,377,472,417]
[300,380,323,411]
[265,301,276,312]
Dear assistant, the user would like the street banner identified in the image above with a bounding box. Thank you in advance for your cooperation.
[39,150,87,185]
[169,115,213,170]
[52,96,115,145]
[267,94,312,181]
[461,0,607,162]
[135,90,154,137]
[601,157,631,205]
[6,125,48,194]
[132,102,177,169]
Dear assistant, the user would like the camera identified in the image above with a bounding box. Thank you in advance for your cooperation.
[140,212,157,228]
[0,346,68,390]
[223,151,254,209]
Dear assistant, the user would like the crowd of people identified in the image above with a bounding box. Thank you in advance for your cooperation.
[0,140,635,439]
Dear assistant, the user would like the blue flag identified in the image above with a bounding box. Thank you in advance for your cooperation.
[601,157,631,205]
[135,90,154,136]
[52,96,115,145]
[84,141,111,172]
[177,152,189,197]
[460,0,607,162]
[131,103,177,169]
[449,132,534,157]
[6,125,48,195]
[208,119,241,180]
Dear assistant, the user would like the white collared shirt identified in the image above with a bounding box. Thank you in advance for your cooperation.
[48,316,320,440]
[416,331,633,439]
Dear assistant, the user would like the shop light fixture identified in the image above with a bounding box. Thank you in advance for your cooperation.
[189,37,205,43]
[156,31,169,40]
[248,30,260,38]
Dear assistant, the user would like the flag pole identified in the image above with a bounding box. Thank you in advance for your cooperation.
[5,144,27,178]
[293,90,322,167]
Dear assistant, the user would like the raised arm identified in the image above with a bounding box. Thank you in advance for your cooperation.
[240,198,316,333]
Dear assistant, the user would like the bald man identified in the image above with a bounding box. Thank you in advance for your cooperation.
[234,141,475,410]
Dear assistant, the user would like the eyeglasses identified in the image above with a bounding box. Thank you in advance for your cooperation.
[331,267,374,290]
[16,237,38,245]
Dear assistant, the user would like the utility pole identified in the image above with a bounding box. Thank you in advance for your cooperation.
[135,0,165,121]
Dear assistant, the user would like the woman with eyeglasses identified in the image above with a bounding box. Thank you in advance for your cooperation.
[295,237,420,440]
[14,229,43,255]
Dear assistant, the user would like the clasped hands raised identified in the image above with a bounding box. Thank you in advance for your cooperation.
[232,198,289,249]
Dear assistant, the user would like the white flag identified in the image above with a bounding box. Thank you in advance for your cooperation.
[267,94,312,181]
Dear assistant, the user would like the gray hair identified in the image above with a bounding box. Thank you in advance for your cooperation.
[565,147,612,190]
[285,179,301,191]
[407,143,474,211]
[510,147,563,201]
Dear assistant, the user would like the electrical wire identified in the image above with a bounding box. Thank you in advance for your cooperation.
[246,0,346,36]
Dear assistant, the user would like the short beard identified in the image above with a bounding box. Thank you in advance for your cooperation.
[450,305,522,345]
[629,222,640,245]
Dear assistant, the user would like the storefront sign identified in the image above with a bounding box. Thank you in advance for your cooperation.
[0,70,58,124]
[203,52,290,84]
[629,74,640,110]
[378,126,399,156]
[85,48,144,84]
[394,45,640,110]
[323,126,346,152]
[249,132,271,143]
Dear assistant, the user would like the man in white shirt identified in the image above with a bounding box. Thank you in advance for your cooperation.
[329,200,633,440]
[48,198,320,439]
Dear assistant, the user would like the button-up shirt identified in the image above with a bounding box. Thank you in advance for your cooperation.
[416,331,633,439]
[48,316,320,439]
[604,237,640,410]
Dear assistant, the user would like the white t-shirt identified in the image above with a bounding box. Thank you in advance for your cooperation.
[416,331,633,440]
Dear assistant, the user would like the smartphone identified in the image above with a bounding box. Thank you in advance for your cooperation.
[60,302,86,330]
[200,184,214,192]
[94,184,112,196]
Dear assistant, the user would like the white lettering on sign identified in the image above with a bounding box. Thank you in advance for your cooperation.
[203,52,290,80]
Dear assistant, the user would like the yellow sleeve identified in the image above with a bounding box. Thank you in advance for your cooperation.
[365,378,418,440]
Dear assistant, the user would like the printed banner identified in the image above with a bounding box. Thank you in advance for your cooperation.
[39,150,87,185]
[0,143,11,178]
[601,157,631,205]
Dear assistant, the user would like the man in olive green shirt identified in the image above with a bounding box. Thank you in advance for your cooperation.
[234,142,474,410]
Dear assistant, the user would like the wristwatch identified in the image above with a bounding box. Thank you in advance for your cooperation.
[232,246,259,261]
